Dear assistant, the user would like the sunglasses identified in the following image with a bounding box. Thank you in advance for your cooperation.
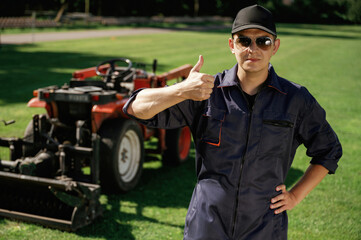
[235,36,274,50]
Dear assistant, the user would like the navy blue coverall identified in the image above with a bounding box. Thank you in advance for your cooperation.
[123,64,342,240]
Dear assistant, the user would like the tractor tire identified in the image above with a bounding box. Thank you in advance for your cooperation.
[162,127,191,166]
[99,119,144,193]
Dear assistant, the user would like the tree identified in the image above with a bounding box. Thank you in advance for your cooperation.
[340,0,361,22]
[194,0,199,16]
[54,0,68,22]
[85,0,90,14]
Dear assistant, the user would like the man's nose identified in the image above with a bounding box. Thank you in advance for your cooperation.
[249,40,258,51]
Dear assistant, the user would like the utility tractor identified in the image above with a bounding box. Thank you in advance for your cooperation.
[0,58,193,231]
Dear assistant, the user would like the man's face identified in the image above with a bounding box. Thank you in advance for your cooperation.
[229,29,280,75]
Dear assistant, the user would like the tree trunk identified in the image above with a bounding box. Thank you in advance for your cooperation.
[194,0,199,17]
[85,0,90,14]
[54,2,68,22]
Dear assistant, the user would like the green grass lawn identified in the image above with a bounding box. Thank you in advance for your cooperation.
[0,24,360,239]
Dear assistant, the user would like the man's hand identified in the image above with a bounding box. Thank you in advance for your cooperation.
[177,55,215,101]
[270,184,299,214]
[270,164,329,215]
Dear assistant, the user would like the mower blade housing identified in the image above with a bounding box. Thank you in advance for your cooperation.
[0,171,102,231]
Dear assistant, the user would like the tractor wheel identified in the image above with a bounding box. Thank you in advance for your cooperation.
[162,127,191,166]
[99,119,144,193]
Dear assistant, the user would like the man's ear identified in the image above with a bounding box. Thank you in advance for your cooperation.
[272,38,280,56]
[229,38,235,54]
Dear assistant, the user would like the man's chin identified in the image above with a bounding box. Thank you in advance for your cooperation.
[242,65,261,73]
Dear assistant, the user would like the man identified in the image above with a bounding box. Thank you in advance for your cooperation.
[123,4,342,240]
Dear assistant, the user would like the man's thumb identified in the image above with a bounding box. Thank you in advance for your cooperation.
[191,55,204,73]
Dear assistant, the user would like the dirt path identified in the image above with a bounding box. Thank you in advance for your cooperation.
[0,28,174,44]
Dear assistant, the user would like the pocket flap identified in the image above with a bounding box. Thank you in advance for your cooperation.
[262,111,295,128]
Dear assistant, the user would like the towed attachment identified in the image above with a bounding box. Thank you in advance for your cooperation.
[0,172,102,231]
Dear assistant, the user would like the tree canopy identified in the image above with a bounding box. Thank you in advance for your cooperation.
[1,0,360,24]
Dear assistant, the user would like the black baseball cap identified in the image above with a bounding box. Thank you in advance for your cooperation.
[232,4,277,36]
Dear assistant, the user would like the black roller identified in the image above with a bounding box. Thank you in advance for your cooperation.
[0,172,102,231]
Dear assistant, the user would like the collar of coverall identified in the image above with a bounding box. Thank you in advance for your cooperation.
[217,63,287,95]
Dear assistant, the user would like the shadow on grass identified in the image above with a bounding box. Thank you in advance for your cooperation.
[0,44,169,105]
[275,23,361,40]
[276,30,361,40]
[140,23,361,40]
[285,167,304,188]
[77,156,196,239]
[76,150,304,239]
[163,23,361,40]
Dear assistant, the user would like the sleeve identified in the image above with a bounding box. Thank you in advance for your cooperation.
[122,88,204,130]
[297,88,342,174]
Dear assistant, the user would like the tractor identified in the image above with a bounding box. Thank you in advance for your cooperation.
[0,58,193,231]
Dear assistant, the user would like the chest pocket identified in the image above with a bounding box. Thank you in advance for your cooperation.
[257,110,296,156]
[200,106,226,147]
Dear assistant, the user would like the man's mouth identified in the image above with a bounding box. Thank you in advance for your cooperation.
[246,58,259,62]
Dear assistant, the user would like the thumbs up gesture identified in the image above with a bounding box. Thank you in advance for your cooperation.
[178,55,215,101]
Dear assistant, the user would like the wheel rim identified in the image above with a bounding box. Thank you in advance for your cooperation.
[178,127,191,160]
[117,129,141,183]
